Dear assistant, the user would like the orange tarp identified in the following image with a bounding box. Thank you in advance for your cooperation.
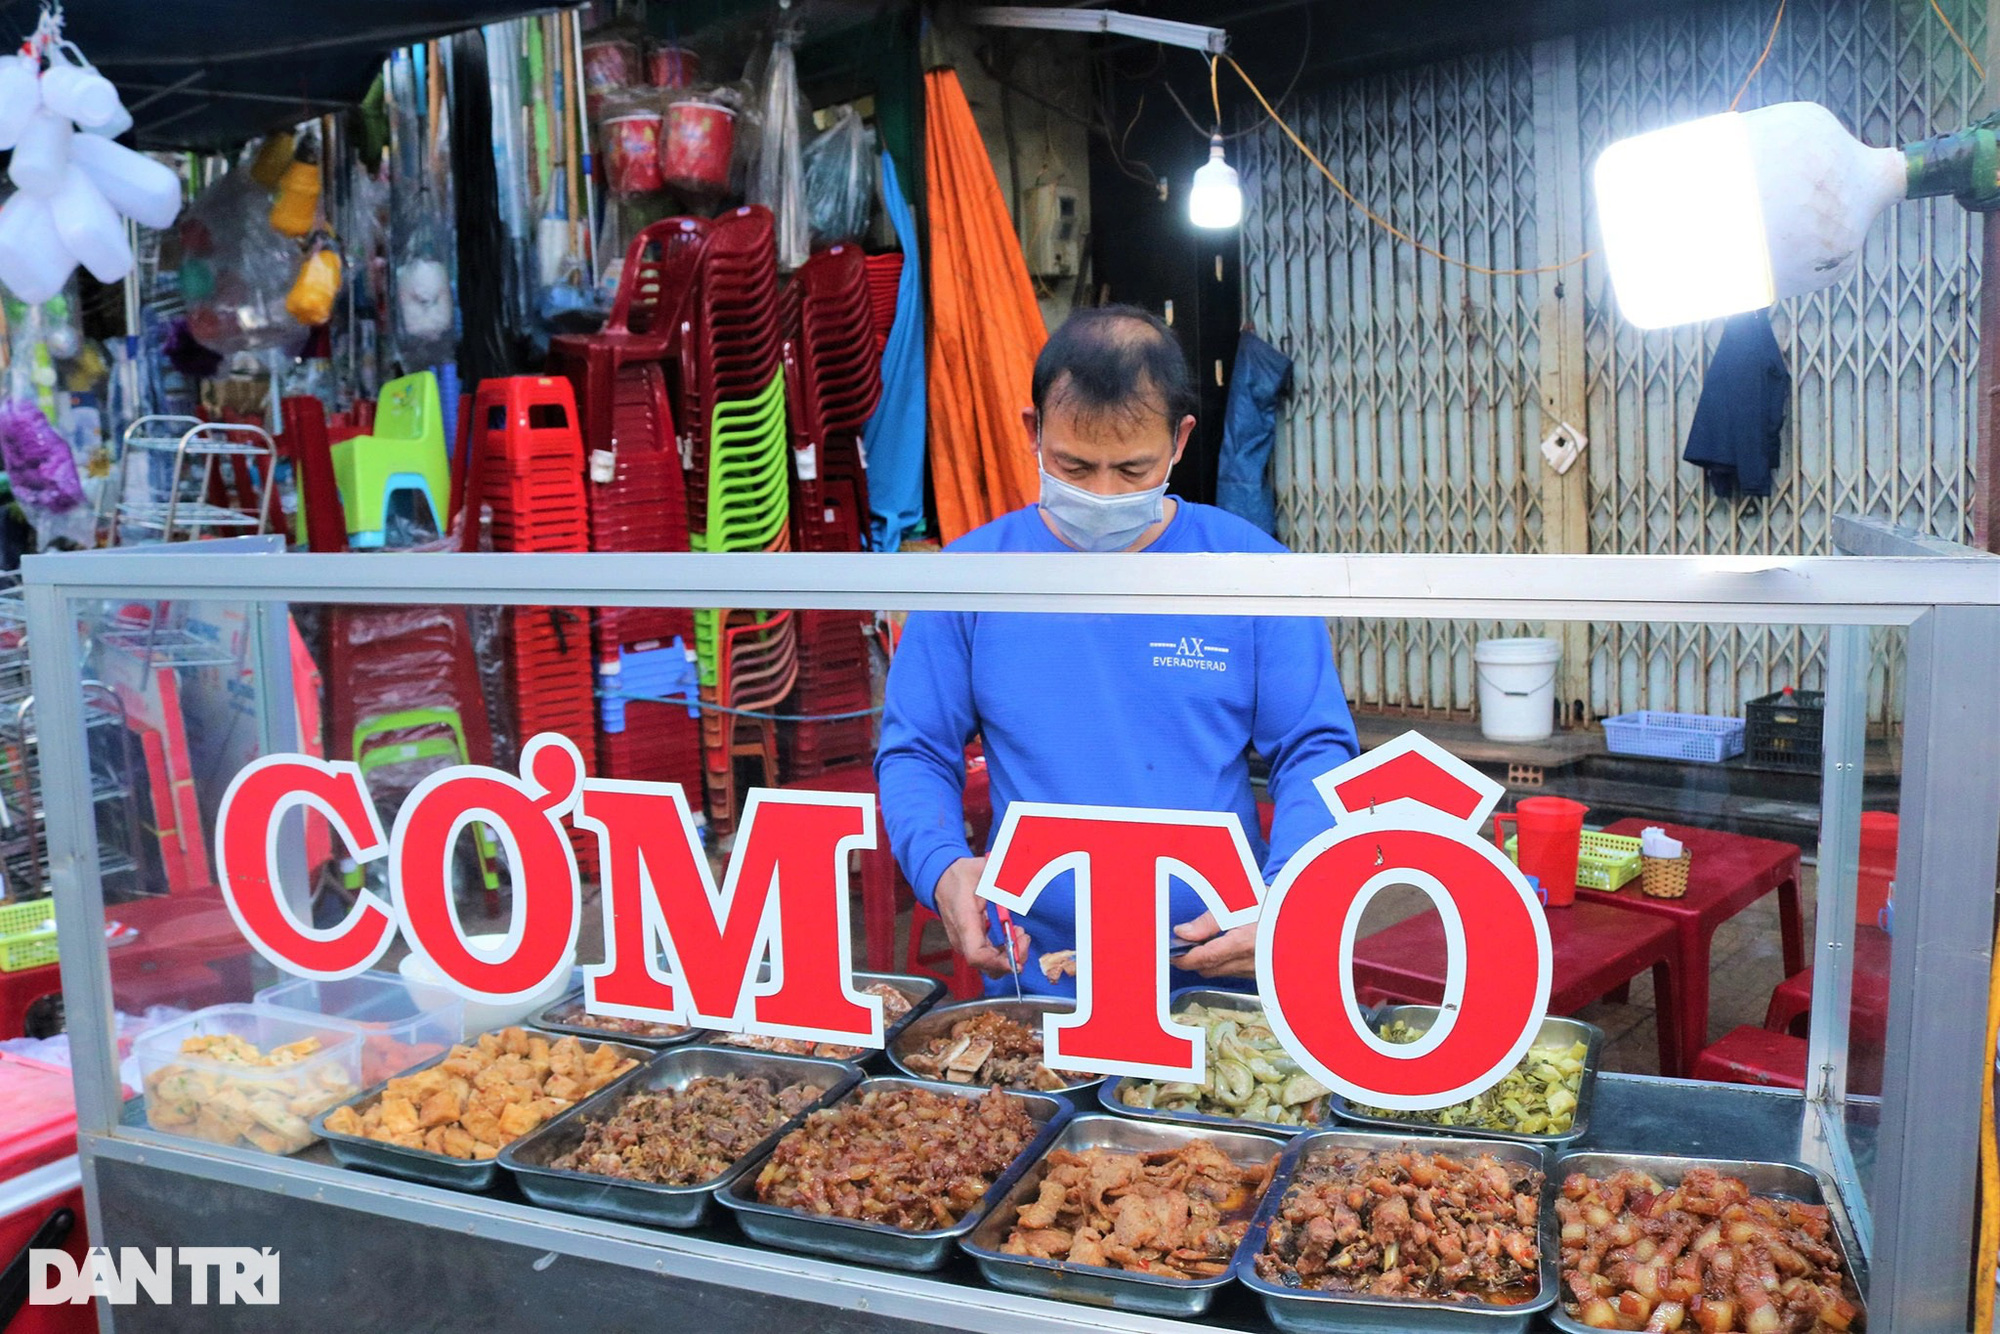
[924,67,1046,543]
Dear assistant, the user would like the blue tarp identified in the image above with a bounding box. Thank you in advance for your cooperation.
[860,150,926,552]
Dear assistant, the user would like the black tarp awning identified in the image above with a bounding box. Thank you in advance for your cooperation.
[9,0,559,149]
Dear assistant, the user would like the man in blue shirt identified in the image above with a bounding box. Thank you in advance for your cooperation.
[875,307,1359,995]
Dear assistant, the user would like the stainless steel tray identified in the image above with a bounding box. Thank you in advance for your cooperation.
[1100,987,1336,1137]
[312,1034,653,1193]
[1234,1127,1557,1334]
[1327,1006,1604,1148]
[531,988,709,1049]
[960,1112,1284,1317]
[715,1074,1072,1271]
[498,1047,860,1229]
[704,970,946,1067]
[1544,1153,1867,1334]
[886,996,1101,1095]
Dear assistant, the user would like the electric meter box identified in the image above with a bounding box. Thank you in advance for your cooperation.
[1022,183,1080,277]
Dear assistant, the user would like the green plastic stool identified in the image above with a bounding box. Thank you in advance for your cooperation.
[343,706,501,893]
[330,372,451,549]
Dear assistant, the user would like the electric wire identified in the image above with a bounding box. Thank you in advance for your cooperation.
[1160,3,1312,140]
[1219,54,1593,277]
[1926,0,1986,79]
[1729,0,1788,111]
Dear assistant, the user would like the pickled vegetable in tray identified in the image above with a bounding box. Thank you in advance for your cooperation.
[1117,1003,1329,1125]
[1353,1021,1587,1136]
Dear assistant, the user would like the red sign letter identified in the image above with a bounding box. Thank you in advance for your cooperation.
[575,784,881,1046]
[1261,734,1551,1109]
[215,756,393,978]
[392,734,584,1002]
[978,806,1263,1081]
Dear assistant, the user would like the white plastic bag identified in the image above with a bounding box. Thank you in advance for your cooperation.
[749,33,808,270]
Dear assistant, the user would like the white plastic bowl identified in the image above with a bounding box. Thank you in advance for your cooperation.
[397,933,576,1039]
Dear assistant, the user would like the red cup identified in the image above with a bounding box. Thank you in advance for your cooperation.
[649,45,700,88]
[602,113,665,197]
[662,100,735,193]
[1492,796,1588,907]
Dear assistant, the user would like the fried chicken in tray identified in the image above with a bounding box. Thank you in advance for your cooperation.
[550,1074,824,1187]
[718,983,914,1059]
[754,1086,1037,1231]
[903,1009,1068,1091]
[1254,1147,1543,1304]
[1001,1141,1277,1278]
[1558,1167,1861,1332]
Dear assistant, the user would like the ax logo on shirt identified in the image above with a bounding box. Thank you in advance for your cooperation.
[1149,635,1229,671]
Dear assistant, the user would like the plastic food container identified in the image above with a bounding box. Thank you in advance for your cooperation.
[256,970,463,1086]
[662,100,734,194]
[962,1113,1284,1317]
[135,1005,364,1156]
[602,112,665,197]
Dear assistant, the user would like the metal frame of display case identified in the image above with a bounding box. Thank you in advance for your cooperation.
[19,528,2000,1332]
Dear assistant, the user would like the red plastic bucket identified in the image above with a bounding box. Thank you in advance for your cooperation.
[649,45,701,88]
[663,100,734,193]
[602,112,664,197]
[580,37,641,120]
[1493,796,1588,907]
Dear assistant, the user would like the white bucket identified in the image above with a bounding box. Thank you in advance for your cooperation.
[1474,637,1562,741]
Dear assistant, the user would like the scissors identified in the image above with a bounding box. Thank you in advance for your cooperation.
[993,905,1026,1001]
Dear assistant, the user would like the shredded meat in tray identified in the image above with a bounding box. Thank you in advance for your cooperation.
[903,1009,1068,1090]
[1254,1147,1543,1304]
[549,1074,824,1186]
[718,983,913,1059]
[1002,1140,1277,1278]
[754,1086,1037,1231]
[1558,1167,1862,1332]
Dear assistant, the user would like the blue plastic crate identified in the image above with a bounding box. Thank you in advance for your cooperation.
[1601,711,1746,764]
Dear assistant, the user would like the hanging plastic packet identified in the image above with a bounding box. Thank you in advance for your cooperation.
[749,30,809,269]
[286,239,343,328]
[802,104,876,245]
[394,209,456,368]
[177,160,302,357]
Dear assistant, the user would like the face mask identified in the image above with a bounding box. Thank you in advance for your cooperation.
[1038,464,1169,551]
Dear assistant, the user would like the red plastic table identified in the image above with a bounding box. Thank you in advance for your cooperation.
[1350,900,1686,1075]
[1584,820,1806,1077]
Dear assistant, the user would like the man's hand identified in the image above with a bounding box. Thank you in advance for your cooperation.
[1172,911,1258,979]
[934,857,1028,978]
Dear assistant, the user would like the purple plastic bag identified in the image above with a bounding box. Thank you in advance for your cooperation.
[0,398,86,516]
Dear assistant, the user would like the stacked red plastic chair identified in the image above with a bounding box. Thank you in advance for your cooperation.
[784,244,880,555]
[782,610,876,780]
[461,375,601,869]
[864,252,902,355]
[549,220,707,797]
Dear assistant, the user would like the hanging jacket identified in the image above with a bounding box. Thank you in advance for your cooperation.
[1684,309,1790,498]
[861,150,927,551]
[1214,332,1292,537]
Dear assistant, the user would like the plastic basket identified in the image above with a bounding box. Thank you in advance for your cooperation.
[0,899,53,936]
[1745,688,1825,772]
[1506,831,1644,891]
[1601,711,1746,764]
[0,900,56,973]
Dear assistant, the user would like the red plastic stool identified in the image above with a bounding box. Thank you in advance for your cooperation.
[904,900,984,1000]
[1690,1026,1807,1089]
[1763,970,1813,1037]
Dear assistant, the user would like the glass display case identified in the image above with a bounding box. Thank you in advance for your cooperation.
[18,521,1996,1331]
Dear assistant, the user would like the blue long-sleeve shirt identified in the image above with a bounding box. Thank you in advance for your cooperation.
[874,500,1359,997]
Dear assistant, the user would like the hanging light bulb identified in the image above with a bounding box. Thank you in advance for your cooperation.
[1188,133,1242,229]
